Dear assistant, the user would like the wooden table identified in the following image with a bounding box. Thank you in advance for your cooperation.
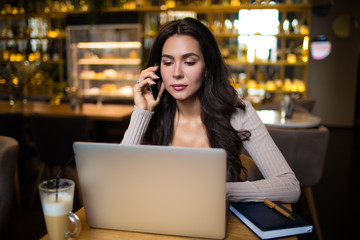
[41,206,297,240]
[0,100,134,121]
[257,110,322,128]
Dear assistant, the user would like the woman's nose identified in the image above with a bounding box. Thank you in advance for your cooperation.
[173,63,184,79]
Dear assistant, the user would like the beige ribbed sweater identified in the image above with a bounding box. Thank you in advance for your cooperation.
[121,101,300,203]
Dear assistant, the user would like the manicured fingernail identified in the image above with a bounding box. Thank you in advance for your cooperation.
[152,73,159,79]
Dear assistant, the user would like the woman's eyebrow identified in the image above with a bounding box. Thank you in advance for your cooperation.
[161,52,200,60]
[182,52,200,59]
[161,54,174,60]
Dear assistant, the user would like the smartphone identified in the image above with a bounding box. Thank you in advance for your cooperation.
[149,65,161,100]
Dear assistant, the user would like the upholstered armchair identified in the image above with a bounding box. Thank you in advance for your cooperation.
[0,136,18,238]
[267,126,329,240]
[241,125,329,240]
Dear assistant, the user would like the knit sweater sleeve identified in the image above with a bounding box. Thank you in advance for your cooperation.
[226,101,301,203]
[120,106,154,145]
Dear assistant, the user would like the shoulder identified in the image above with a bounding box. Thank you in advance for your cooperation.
[231,99,255,120]
[231,99,260,129]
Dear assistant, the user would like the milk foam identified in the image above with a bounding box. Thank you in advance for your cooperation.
[42,192,73,216]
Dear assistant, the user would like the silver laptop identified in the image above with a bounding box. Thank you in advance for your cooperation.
[73,142,227,239]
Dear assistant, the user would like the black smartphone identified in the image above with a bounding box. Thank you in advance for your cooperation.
[149,65,161,100]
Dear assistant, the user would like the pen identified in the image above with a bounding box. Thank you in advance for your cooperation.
[264,199,295,221]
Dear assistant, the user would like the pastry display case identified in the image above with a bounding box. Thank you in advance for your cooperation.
[66,24,142,102]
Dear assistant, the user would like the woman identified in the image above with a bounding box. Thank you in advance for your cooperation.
[121,17,300,203]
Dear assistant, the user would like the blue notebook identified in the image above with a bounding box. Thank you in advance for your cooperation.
[229,202,313,239]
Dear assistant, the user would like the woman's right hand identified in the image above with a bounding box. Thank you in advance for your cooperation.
[133,65,165,112]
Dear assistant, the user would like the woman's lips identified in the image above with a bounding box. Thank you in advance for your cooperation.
[171,84,187,91]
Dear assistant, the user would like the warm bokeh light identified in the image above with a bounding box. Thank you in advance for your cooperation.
[265,80,277,91]
[281,78,306,93]
[247,80,258,90]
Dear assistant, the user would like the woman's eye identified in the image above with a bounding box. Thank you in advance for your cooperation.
[185,61,196,66]
[163,61,172,66]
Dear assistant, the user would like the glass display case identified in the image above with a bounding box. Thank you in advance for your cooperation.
[66,24,142,102]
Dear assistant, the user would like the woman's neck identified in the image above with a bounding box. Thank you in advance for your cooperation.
[172,98,209,148]
[175,97,201,120]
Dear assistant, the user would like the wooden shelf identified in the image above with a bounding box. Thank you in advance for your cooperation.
[0,3,311,18]
[79,77,137,81]
[225,59,308,67]
[0,12,66,20]
[78,58,141,65]
[0,59,65,64]
[0,36,66,41]
[103,4,311,13]
[144,32,309,39]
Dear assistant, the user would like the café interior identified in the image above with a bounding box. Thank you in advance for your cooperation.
[0,0,359,239]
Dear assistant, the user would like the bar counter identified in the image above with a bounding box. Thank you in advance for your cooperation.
[0,100,134,121]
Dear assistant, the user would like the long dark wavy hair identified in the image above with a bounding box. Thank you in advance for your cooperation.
[143,18,250,182]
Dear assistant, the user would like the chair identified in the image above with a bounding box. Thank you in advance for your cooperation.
[294,97,316,113]
[267,126,329,240]
[0,112,28,207]
[28,114,90,208]
[0,136,18,238]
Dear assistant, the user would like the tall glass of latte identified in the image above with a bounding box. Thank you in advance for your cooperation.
[39,179,81,240]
